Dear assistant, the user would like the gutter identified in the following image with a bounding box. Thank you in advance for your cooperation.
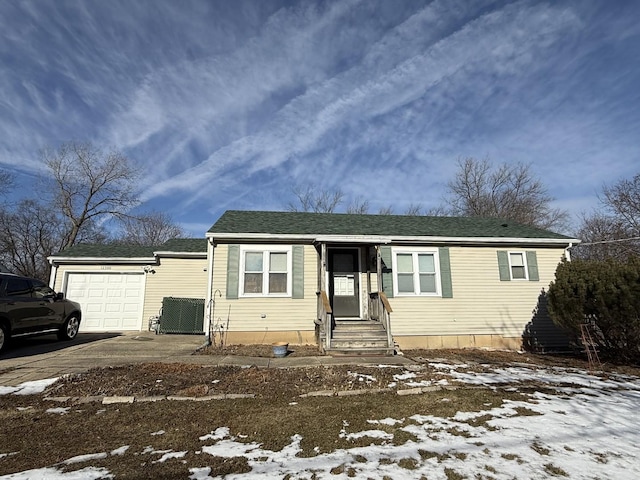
[153,251,207,258]
[48,256,156,265]
[207,232,581,246]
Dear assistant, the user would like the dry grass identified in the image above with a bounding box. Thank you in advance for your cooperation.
[199,343,324,358]
[0,387,524,477]
[2,347,636,477]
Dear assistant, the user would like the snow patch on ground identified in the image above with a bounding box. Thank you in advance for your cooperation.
[2,364,640,479]
[0,467,112,479]
[46,407,71,415]
[0,378,58,396]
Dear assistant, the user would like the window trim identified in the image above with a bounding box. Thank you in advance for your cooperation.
[507,251,529,281]
[391,247,441,297]
[239,245,292,297]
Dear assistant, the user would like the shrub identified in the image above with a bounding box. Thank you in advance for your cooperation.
[548,257,640,362]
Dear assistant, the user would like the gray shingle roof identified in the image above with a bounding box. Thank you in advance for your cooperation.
[208,210,573,240]
[154,238,207,253]
[52,244,156,258]
[52,238,206,258]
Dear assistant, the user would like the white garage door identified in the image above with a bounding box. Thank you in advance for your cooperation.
[66,273,145,332]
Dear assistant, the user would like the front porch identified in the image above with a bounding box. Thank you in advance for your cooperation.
[316,243,395,356]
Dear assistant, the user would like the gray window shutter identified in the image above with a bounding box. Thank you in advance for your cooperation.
[292,245,304,299]
[497,251,510,281]
[226,245,239,299]
[526,251,539,281]
[380,245,393,298]
[439,247,453,298]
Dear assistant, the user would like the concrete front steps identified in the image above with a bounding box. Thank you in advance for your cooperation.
[326,320,395,356]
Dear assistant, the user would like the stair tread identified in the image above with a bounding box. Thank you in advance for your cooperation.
[326,347,395,356]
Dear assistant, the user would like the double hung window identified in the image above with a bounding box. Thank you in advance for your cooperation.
[508,252,527,280]
[393,249,440,296]
[241,247,291,296]
[497,250,539,282]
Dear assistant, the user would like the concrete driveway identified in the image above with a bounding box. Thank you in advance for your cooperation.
[0,331,206,387]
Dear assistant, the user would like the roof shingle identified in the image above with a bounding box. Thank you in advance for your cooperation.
[52,238,206,258]
[208,210,573,240]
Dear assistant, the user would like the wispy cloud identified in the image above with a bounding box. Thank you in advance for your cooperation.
[0,0,639,234]
[138,2,584,203]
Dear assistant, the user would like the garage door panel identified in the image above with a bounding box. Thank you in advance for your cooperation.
[123,303,139,313]
[121,317,140,329]
[66,273,145,332]
[105,304,122,313]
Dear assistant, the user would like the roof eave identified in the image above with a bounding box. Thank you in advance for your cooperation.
[153,251,207,258]
[48,256,156,265]
[207,232,580,246]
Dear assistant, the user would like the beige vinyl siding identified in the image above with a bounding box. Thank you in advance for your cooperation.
[211,244,317,333]
[388,246,565,339]
[142,257,208,323]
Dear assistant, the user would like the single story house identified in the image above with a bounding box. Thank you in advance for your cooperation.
[49,210,579,354]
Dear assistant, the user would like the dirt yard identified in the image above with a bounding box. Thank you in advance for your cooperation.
[43,347,638,399]
[1,348,639,478]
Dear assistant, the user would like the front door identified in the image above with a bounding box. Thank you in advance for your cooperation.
[329,248,360,318]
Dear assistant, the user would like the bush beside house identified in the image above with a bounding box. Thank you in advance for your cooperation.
[548,257,640,362]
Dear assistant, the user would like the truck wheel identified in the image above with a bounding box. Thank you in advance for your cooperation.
[0,323,9,354]
[58,315,80,341]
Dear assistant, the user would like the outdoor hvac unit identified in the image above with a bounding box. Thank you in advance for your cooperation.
[158,297,205,335]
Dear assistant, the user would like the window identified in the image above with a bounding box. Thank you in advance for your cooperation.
[497,250,539,282]
[393,249,440,296]
[5,278,32,297]
[32,280,56,298]
[509,252,527,280]
[240,247,291,296]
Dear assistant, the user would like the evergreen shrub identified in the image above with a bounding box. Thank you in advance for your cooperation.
[548,257,640,362]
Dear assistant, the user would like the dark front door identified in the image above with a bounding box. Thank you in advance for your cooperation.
[329,248,360,318]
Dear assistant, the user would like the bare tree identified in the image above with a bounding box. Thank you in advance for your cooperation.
[0,170,12,198]
[0,144,188,279]
[0,200,62,279]
[287,185,344,213]
[603,173,640,234]
[0,170,13,252]
[118,211,186,246]
[575,173,640,260]
[445,157,568,231]
[346,196,370,214]
[404,203,422,216]
[43,142,139,250]
[423,205,449,216]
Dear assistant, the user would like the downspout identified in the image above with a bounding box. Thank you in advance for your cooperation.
[48,260,58,290]
[565,242,573,262]
[321,242,330,351]
[202,237,216,348]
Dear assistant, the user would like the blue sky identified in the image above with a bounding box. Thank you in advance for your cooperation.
[1,0,639,237]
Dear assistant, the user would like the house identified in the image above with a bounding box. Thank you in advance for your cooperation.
[49,210,579,354]
[205,210,579,353]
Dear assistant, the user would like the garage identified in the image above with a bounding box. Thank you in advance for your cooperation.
[65,273,145,332]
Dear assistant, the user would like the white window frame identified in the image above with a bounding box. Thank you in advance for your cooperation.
[392,247,441,297]
[239,245,292,297]
[508,251,528,281]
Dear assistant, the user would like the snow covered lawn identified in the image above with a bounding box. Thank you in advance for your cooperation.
[1,362,639,479]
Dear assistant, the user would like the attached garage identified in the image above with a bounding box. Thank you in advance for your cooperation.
[48,239,209,334]
[66,272,145,332]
